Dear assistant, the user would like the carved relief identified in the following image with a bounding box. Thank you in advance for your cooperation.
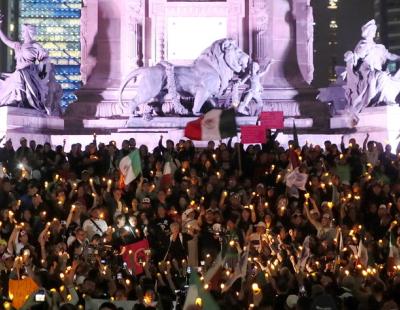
[252,0,269,33]
[121,0,145,74]
[127,0,144,24]
[149,0,245,64]
[80,0,98,85]
[250,0,269,63]
[293,0,314,84]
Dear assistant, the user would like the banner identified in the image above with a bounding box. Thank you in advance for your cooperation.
[259,111,284,129]
[122,239,150,275]
[240,125,266,144]
[9,277,38,309]
[285,168,308,190]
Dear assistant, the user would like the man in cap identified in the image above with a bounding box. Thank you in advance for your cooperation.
[136,177,156,202]
[82,207,108,240]
[198,208,220,260]
[16,137,31,162]
[249,221,267,254]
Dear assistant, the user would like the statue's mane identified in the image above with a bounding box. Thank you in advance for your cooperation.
[195,39,226,62]
[193,39,235,78]
[191,39,239,94]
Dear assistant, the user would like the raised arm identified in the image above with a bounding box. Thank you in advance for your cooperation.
[387,51,400,62]
[362,133,369,151]
[0,13,17,49]
[259,60,273,77]
[303,201,321,230]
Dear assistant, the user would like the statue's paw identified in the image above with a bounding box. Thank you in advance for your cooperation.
[142,113,153,121]
[180,108,189,115]
[237,108,249,116]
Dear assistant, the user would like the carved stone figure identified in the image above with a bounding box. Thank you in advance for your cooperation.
[224,60,272,116]
[237,61,272,115]
[0,15,62,116]
[95,39,249,118]
[343,19,400,123]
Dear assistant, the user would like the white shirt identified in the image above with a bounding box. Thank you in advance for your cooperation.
[82,218,108,240]
[366,149,379,167]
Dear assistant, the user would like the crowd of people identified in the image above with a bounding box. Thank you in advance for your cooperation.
[0,132,399,310]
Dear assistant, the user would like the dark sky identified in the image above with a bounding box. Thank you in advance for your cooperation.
[312,0,375,87]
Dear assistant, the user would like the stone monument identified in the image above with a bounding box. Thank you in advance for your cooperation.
[68,0,317,121]
[95,38,250,118]
[320,19,400,128]
[0,14,64,146]
[0,18,62,116]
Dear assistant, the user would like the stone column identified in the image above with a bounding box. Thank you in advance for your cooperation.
[120,0,144,77]
[80,0,98,85]
[226,0,245,48]
[250,0,314,89]
[293,0,314,85]
[249,0,270,64]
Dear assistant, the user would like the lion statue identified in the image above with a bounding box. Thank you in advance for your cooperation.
[95,39,250,118]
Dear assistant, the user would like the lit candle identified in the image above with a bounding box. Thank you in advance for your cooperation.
[252,283,261,294]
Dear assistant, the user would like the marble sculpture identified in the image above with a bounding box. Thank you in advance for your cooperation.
[342,19,400,125]
[95,39,251,119]
[0,14,62,116]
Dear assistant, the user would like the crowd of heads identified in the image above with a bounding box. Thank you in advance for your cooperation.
[0,132,400,309]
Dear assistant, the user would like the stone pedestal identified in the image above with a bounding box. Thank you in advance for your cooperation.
[71,0,318,120]
[0,107,64,146]
[331,105,400,129]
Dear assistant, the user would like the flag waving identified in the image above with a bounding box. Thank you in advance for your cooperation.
[183,272,220,310]
[184,108,237,141]
[119,149,142,185]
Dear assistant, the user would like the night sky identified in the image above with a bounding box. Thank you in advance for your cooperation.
[312,0,375,87]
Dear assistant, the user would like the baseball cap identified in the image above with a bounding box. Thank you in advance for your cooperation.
[255,221,266,228]
[183,208,195,217]
[230,192,239,198]
[292,210,302,217]
[286,295,299,309]
[142,197,151,204]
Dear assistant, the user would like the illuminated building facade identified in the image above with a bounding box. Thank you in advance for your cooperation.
[18,0,82,108]
[375,0,400,55]
[312,0,340,86]
[326,0,339,82]
[0,0,19,73]
[312,0,374,87]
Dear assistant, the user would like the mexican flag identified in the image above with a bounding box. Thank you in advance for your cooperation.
[184,108,237,141]
[119,149,142,185]
[183,272,220,310]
